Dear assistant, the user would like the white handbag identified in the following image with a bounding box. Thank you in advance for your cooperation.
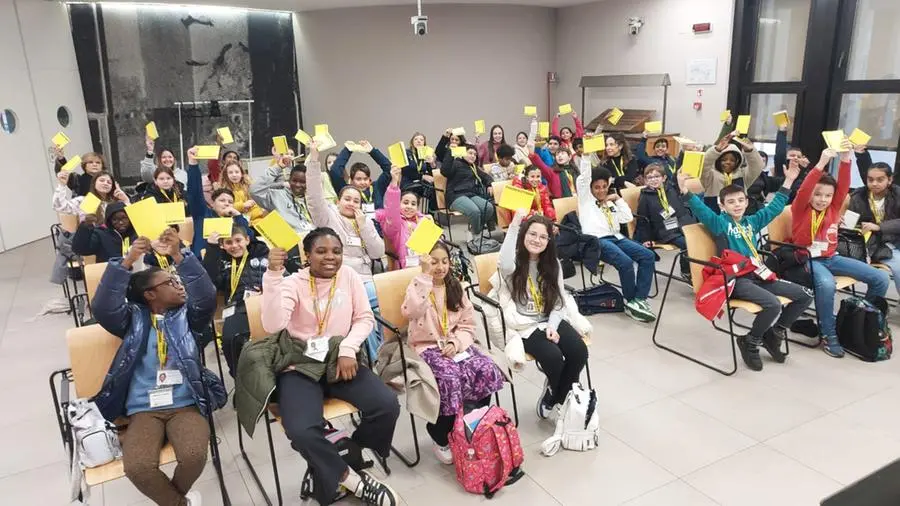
[540,383,600,456]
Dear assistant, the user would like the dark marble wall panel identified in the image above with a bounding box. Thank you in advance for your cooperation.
[248,11,298,158]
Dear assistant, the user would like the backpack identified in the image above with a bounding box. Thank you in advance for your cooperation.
[68,399,122,502]
[300,425,374,502]
[836,297,892,362]
[449,406,525,498]
[571,283,624,315]
[540,383,600,456]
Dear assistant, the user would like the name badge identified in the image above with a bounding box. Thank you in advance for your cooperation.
[452,351,471,363]
[243,289,260,300]
[305,336,329,362]
[614,233,625,240]
[526,301,537,313]
[148,386,174,408]
[751,257,775,280]
[346,236,362,247]
[809,241,828,258]
[660,207,675,219]
[406,254,420,267]
[222,304,236,319]
[362,203,375,214]
[663,216,679,230]
[156,369,183,386]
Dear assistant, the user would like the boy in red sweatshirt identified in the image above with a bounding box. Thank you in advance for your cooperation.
[790,143,890,357]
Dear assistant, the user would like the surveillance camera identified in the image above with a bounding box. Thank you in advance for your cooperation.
[627,17,644,36]
[411,15,428,36]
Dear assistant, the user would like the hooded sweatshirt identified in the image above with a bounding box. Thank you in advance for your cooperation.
[700,144,764,212]
[71,201,138,262]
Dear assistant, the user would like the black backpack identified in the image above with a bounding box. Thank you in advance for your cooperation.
[571,283,624,315]
[836,297,892,362]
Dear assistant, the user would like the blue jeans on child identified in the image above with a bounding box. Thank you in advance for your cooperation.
[364,280,384,359]
[808,254,890,338]
[450,195,496,234]
[598,237,655,300]
[878,244,900,296]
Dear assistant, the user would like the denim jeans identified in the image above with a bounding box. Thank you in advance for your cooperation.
[450,195,496,234]
[808,254,890,338]
[364,280,383,360]
[878,244,900,296]
[598,237,655,300]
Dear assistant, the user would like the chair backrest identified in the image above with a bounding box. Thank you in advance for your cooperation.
[178,218,194,246]
[433,169,448,209]
[66,324,122,398]
[620,186,644,238]
[552,197,578,225]
[473,252,501,295]
[84,262,109,302]
[58,213,79,234]
[768,207,793,243]
[682,223,716,295]
[373,267,422,340]
[245,295,267,341]
[491,181,512,229]
[839,194,850,216]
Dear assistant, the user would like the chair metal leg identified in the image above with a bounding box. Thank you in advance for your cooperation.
[206,412,231,505]
[507,377,520,426]
[583,360,593,390]
[389,413,421,468]
[239,412,282,506]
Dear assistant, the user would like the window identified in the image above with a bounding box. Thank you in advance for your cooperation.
[838,94,900,148]
[0,109,16,134]
[748,93,798,142]
[753,0,811,82]
[846,0,900,81]
[57,106,71,127]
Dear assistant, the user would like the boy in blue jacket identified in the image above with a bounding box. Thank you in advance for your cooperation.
[91,228,226,505]
[328,141,392,212]
[677,164,813,371]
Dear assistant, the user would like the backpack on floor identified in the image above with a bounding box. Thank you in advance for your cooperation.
[836,297,892,362]
[540,383,600,456]
[449,406,525,498]
[571,283,624,315]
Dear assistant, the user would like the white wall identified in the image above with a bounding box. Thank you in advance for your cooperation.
[554,0,735,142]
[294,5,556,169]
[0,0,91,250]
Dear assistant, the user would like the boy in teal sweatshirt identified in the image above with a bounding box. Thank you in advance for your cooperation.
[677,165,813,372]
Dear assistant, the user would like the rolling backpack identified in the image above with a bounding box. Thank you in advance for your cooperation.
[448,406,525,498]
[836,297,892,362]
[540,383,600,456]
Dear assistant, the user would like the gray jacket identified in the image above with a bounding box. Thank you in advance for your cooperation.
[249,166,315,235]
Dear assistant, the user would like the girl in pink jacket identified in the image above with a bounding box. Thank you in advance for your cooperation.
[401,242,504,465]
[375,166,432,269]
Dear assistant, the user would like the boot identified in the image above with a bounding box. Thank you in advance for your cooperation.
[762,326,787,363]
[736,334,763,371]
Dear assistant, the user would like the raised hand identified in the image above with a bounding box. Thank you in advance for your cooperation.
[268,247,287,271]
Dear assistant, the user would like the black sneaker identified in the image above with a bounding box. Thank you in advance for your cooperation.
[762,327,787,363]
[353,470,399,506]
[736,335,763,371]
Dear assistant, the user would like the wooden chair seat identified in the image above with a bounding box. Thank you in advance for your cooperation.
[729,296,792,314]
[652,243,680,252]
[835,276,857,290]
[84,262,108,302]
[874,263,892,273]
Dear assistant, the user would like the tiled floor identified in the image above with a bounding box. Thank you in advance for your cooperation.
[4,237,900,505]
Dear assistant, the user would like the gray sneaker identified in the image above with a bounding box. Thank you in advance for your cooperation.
[635,299,656,321]
[624,299,653,322]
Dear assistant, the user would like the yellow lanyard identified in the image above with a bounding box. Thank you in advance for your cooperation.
[229,254,248,301]
[869,193,884,224]
[309,274,339,337]
[416,158,424,173]
[736,222,760,260]
[429,290,449,337]
[295,197,312,221]
[527,275,543,313]
[155,254,170,271]
[657,188,670,212]
[161,188,179,203]
[121,237,131,257]
[348,217,367,252]
[610,157,624,177]
[724,173,733,186]
[468,164,483,185]
[600,204,617,231]
[151,316,167,368]
[360,188,371,203]
[565,171,575,193]
[811,210,826,240]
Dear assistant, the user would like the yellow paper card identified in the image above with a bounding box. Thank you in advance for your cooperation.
[79,193,102,214]
[498,185,536,212]
[450,146,467,158]
[558,104,573,115]
[645,121,663,134]
[524,105,537,116]
[273,135,289,155]
[295,129,311,145]
[159,202,186,225]
[474,120,486,135]
[451,127,466,137]
[345,141,366,153]
[417,146,434,158]
[203,217,233,238]
[388,142,409,167]
[52,132,70,148]
[736,115,751,135]
[583,136,606,154]
[849,128,871,146]
[61,155,82,172]
[314,133,337,151]
[406,219,444,255]
[256,211,301,250]
[673,136,697,146]
[126,198,168,240]
[195,145,221,160]
[146,121,159,140]
[314,124,329,136]
[681,151,705,178]
[822,130,849,152]
[217,127,234,144]
[720,110,731,122]
[538,122,550,138]
[515,164,525,175]
[607,108,624,125]
[773,110,790,128]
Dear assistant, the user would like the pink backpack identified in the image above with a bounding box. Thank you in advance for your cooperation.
[448,406,525,497]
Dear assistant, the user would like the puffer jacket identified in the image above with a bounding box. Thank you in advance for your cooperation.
[201,240,270,305]
[555,212,602,275]
[90,253,226,422]
[634,185,696,245]
[695,250,757,321]
[71,201,138,262]
[848,185,900,255]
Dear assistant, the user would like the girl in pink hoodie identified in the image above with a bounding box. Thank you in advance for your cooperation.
[401,242,504,465]
[375,166,431,269]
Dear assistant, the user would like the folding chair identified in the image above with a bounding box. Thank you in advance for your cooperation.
[651,223,794,376]
[431,169,463,242]
[620,186,685,282]
[51,324,230,504]
[552,197,591,288]
[491,180,513,231]
[238,295,370,506]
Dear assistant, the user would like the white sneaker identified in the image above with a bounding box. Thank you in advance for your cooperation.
[432,443,454,464]
[185,491,202,506]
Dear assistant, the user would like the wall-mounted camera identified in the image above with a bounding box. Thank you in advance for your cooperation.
[627,17,644,36]
[411,15,428,36]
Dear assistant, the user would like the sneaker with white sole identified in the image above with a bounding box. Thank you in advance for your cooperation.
[536,378,556,419]
[432,443,453,464]
[353,470,399,506]
[635,299,657,321]
[624,299,653,323]
[185,491,202,506]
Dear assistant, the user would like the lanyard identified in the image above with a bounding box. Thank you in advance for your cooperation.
[810,210,826,240]
[121,237,131,257]
[348,217,368,253]
[610,157,624,177]
[527,275,543,313]
[429,290,449,337]
[724,173,733,186]
[229,254,248,301]
[151,316,167,368]
[468,164,483,185]
[869,192,884,224]
[309,274,339,337]
[360,188,371,203]
[565,171,575,194]
[657,188,670,212]
[161,188,178,203]
[294,197,312,222]
[155,254,170,271]
[599,203,617,231]
[735,222,760,260]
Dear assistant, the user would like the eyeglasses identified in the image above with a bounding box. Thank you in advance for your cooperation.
[146,276,182,291]
[645,175,663,181]
[526,230,550,242]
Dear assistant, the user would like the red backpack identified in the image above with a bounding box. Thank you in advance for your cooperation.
[448,406,525,497]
